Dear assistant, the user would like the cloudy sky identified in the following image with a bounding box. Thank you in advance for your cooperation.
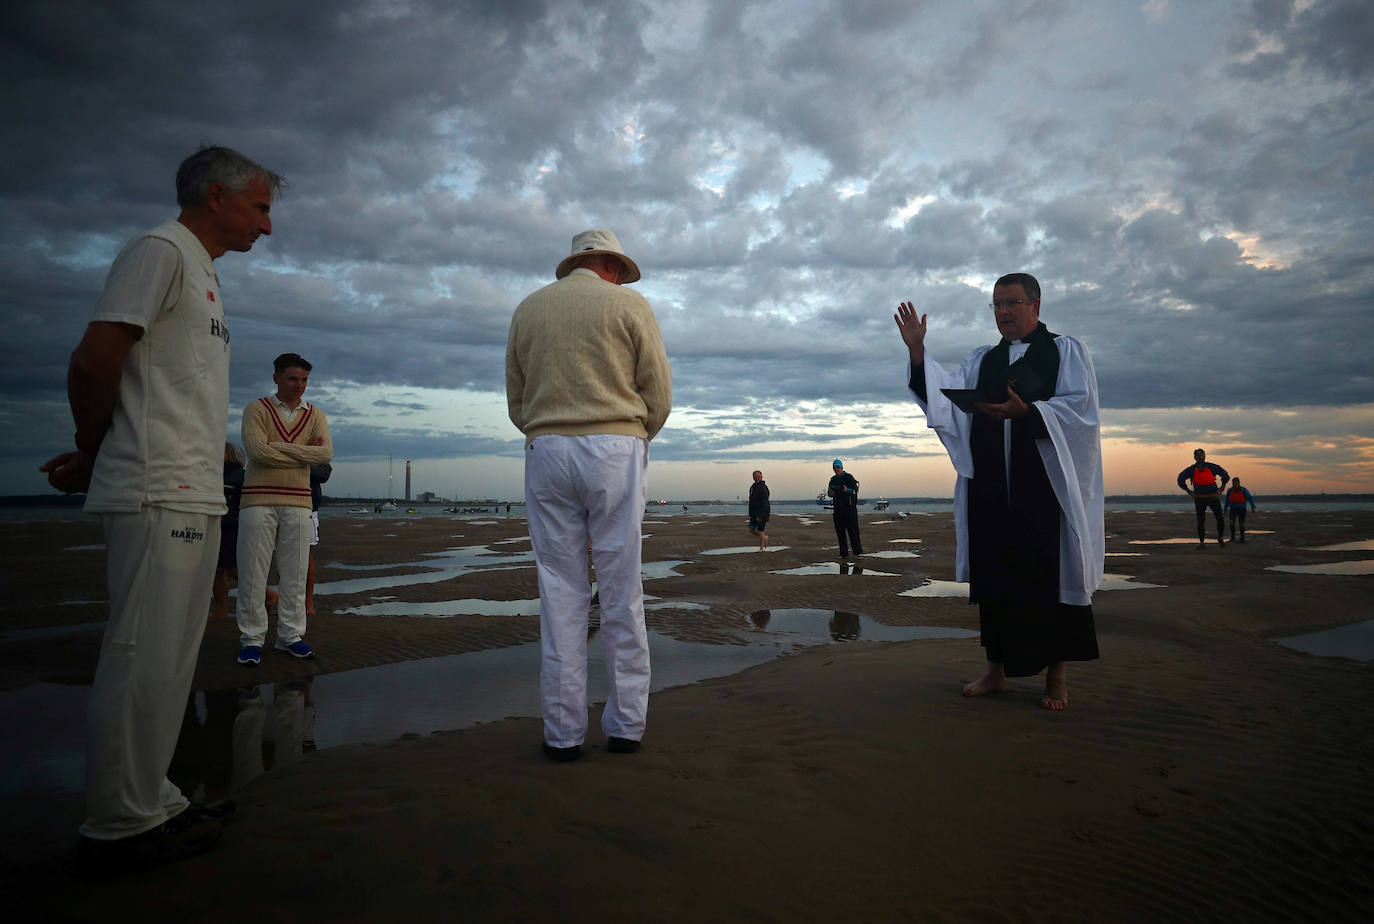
[4,0,1372,503]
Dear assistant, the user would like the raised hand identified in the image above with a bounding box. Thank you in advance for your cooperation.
[894,301,928,359]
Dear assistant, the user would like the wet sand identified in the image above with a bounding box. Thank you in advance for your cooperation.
[3,508,1373,921]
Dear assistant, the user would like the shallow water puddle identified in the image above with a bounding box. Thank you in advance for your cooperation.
[642,560,691,580]
[340,597,543,617]
[861,550,921,559]
[744,608,978,643]
[0,613,975,800]
[700,545,791,556]
[1265,560,1374,576]
[1274,619,1374,662]
[1305,539,1374,551]
[1126,530,1275,544]
[899,572,1165,597]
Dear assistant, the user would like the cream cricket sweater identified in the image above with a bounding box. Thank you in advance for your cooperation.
[505,268,672,443]
[240,396,333,509]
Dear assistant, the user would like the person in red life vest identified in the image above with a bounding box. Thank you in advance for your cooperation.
[1224,477,1257,543]
[1177,448,1229,548]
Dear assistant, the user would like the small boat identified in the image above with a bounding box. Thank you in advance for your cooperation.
[347,507,369,514]
[817,491,868,509]
[874,498,890,511]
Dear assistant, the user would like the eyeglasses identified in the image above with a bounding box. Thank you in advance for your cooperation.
[989,298,1032,310]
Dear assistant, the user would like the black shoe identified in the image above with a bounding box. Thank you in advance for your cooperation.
[607,736,640,754]
[77,809,223,877]
[542,743,582,763]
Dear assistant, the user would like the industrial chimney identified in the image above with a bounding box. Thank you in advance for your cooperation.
[405,460,412,501]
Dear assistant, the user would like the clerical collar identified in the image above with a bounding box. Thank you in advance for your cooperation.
[1000,322,1050,347]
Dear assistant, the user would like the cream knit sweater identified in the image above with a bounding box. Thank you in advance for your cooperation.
[506,269,672,443]
[240,396,333,509]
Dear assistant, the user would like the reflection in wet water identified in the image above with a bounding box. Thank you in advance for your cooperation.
[889,539,923,544]
[1265,560,1374,576]
[170,680,317,804]
[745,608,978,643]
[1274,619,1374,661]
[770,562,900,576]
[1,611,983,802]
[861,550,921,559]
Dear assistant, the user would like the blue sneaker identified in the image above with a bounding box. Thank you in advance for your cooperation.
[274,639,315,659]
[236,645,261,665]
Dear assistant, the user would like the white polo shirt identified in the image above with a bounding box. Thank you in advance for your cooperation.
[84,220,231,516]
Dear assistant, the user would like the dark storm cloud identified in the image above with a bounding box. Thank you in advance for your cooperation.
[3,0,1373,494]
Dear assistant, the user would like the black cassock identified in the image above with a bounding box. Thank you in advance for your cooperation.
[915,322,1098,677]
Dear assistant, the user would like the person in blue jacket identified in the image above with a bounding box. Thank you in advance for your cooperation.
[1224,477,1257,544]
[1178,448,1229,548]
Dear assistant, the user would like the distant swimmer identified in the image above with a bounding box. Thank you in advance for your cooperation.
[1178,448,1229,548]
[1224,476,1257,543]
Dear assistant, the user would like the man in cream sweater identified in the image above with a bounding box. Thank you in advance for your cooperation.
[506,229,672,762]
[235,352,332,664]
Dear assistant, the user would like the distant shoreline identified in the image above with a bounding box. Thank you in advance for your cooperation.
[5,492,1373,508]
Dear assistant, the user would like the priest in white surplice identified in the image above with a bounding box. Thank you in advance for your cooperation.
[895,273,1103,710]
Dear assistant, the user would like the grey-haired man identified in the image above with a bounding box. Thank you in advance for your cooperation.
[41,145,282,873]
[506,229,672,762]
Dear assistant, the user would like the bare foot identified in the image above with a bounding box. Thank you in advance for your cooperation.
[1040,665,1068,710]
[961,672,1005,697]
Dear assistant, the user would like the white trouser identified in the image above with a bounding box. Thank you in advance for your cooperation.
[525,434,650,748]
[236,505,311,646]
[82,507,219,840]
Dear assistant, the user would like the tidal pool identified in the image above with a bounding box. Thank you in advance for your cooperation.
[1265,560,1374,576]
[1274,619,1374,662]
[898,572,1165,597]
[0,611,977,802]
[700,546,790,556]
